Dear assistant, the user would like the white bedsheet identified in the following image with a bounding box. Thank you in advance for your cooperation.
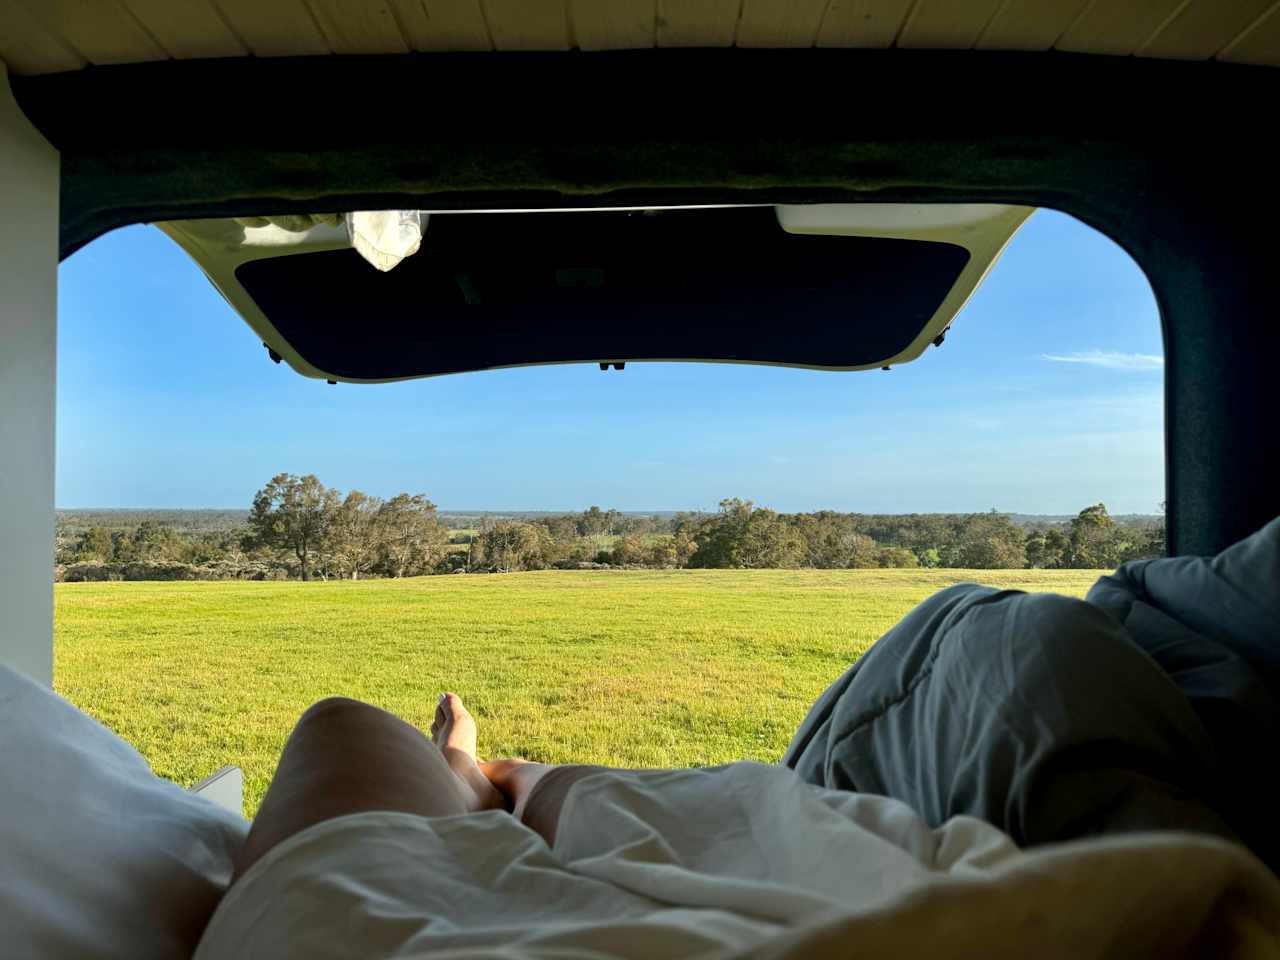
[196,762,1280,959]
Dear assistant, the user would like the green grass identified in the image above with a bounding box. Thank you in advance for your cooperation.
[54,568,1101,816]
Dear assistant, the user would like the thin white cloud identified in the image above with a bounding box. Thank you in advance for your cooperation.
[1042,350,1164,371]
[963,417,1003,431]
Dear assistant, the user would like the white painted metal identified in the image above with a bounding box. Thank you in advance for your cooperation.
[776,203,1033,370]
[0,63,58,686]
[190,764,245,816]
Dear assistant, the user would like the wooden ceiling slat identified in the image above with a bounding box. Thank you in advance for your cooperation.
[816,0,913,48]
[392,0,491,50]
[212,0,331,56]
[0,0,87,73]
[975,0,1092,51]
[1140,0,1275,59]
[17,0,166,65]
[308,0,408,53]
[656,0,740,47]
[573,0,655,50]
[120,0,247,59]
[898,0,1005,49]
[573,0,655,49]
[1218,1,1280,64]
[737,0,827,47]
[1056,0,1187,56]
[484,0,570,50]
[4,0,1280,74]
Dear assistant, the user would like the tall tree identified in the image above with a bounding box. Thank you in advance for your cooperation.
[688,499,804,569]
[604,508,622,537]
[578,506,607,538]
[578,506,612,554]
[954,513,1027,568]
[246,473,339,581]
[74,526,115,563]
[481,521,547,573]
[611,533,648,565]
[1025,528,1069,568]
[736,508,804,568]
[378,494,447,578]
[875,546,920,568]
[328,490,385,580]
[118,520,185,563]
[687,498,752,568]
[1068,503,1119,568]
[843,532,880,568]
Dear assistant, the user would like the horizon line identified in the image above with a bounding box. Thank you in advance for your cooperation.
[55,505,1163,517]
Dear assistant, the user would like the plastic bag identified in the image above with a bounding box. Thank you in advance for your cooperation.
[345,210,424,272]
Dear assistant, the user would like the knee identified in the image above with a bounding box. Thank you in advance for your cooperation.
[1035,597,1167,698]
[954,592,1195,731]
[933,592,1162,730]
[956,592,1127,668]
[296,696,381,730]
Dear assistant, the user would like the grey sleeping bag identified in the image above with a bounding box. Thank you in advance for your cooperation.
[783,516,1280,870]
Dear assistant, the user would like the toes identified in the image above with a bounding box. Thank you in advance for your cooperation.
[430,692,477,751]
[443,692,470,721]
[430,694,447,741]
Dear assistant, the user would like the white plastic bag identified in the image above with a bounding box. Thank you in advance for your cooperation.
[345,210,424,272]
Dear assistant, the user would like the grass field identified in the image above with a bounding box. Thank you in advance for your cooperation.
[54,568,1101,816]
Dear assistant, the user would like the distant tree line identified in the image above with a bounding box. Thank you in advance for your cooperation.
[459,499,1160,573]
[58,474,447,582]
[56,479,1164,582]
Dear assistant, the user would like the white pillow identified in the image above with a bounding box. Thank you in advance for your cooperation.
[0,665,248,958]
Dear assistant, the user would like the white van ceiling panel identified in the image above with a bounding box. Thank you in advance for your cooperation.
[2,0,1277,74]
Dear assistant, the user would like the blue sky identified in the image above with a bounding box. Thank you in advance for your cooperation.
[56,209,1164,514]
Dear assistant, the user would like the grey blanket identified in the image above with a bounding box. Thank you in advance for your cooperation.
[784,516,1280,869]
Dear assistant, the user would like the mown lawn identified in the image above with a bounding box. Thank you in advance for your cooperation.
[54,568,1101,816]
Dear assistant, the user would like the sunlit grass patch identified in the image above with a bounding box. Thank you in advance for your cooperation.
[55,567,1101,816]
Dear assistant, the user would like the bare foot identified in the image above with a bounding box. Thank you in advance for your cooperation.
[431,692,478,759]
[431,693,506,812]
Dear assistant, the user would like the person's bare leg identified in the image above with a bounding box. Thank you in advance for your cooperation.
[234,696,503,883]
[430,692,506,814]
[429,693,650,848]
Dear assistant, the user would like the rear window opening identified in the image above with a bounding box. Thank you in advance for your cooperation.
[53,205,1165,813]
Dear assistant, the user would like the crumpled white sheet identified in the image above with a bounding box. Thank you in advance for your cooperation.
[195,762,1280,959]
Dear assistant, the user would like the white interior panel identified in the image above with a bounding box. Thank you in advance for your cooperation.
[0,64,58,686]
[3,0,1278,74]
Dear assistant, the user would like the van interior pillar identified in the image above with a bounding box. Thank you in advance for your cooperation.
[0,63,58,685]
